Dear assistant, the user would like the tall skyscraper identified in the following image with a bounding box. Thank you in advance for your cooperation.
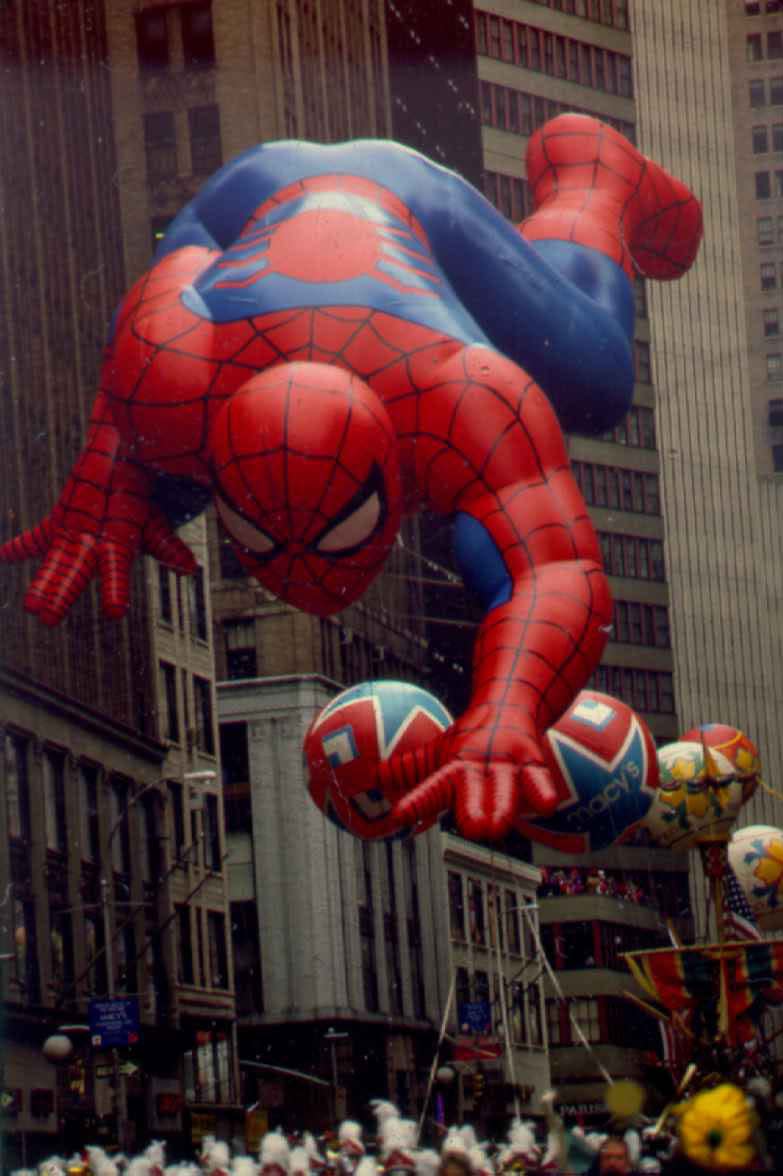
[1,1,237,1162]
[469,0,691,1111]
[631,0,783,919]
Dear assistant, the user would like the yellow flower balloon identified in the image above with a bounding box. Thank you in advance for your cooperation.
[676,1084,757,1171]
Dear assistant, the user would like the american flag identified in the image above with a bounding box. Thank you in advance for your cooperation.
[723,865,763,941]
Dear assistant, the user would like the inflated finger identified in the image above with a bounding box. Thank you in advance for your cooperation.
[520,762,559,816]
[455,762,519,841]
[98,543,134,619]
[393,763,457,830]
[143,509,198,574]
[0,515,55,563]
[25,535,98,626]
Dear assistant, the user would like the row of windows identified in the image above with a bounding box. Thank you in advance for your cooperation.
[144,106,222,182]
[540,919,666,972]
[455,964,545,1048]
[747,31,783,60]
[136,3,216,71]
[590,665,676,713]
[546,995,661,1051]
[5,732,222,875]
[159,661,215,754]
[479,81,635,143]
[483,170,533,223]
[746,1,783,14]
[526,0,629,28]
[475,12,633,96]
[763,306,781,336]
[598,531,666,581]
[448,871,537,957]
[158,564,208,641]
[600,403,656,448]
[749,77,783,107]
[611,600,670,648]
[571,460,661,515]
[184,1031,235,1105]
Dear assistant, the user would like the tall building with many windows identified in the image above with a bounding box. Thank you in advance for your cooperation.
[0,2,237,1163]
[629,1,783,930]
[467,0,691,1110]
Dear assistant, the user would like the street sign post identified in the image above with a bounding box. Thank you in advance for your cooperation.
[88,997,140,1048]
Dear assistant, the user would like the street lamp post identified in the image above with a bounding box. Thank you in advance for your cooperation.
[324,1027,348,1122]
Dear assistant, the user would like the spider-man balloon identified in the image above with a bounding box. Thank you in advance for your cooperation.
[1,114,702,842]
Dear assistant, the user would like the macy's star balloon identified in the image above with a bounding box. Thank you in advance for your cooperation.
[1,114,702,842]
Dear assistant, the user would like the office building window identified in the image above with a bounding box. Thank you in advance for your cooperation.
[748,33,764,61]
[767,353,783,381]
[80,764,100,862]
[506,890,521,955]
[232,901,264,1015]
[4,733,31,842]
[448,871,466,940]
[765,308,780,337]
[189,566,208,641]
[634,278,647,319]
[193,675,215,754]
[135,8,170,69]
[609,405,656,448]
[468,879,486,946]
[110,779,132,874]
[573,462,661,517]
[50,911,75,991]
[571,996,601,1042]
[181,3,216,68]
[158,564,173,623]
[168,780,186,858]
[754,125,770,154]
[218,533,246,579]
[43,750,67,854]
[219,722,251,833]
[12,898,39,1001]
[204,793,222,872]
[759,216,775,244]
[224,619,257,679]
[189,104,222,175]
[207,912,229,988]
[612,601,670,648]
[772,76,783,105]
[770,30,783,59]
[773,443,783,471]
[547,1000,564,1046]
[751,79,767,107]
[159,661,179,742]
[774,123,783,152]
[144,111,177,183]
[757,171,772,199]
[775,169,783,197]
[177,906,194,984]
[762,262,777,291]
[769,397,783,425]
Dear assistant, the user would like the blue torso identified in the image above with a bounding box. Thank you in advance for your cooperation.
[158,138,636,435]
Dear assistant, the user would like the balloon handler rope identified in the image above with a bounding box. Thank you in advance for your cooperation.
[520,902,614,1086]
[418,971,456,1143]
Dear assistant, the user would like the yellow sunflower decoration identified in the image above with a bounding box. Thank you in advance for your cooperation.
[676,1084,758,1171]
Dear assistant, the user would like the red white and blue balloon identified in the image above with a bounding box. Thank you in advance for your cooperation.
[515,690,659,854]
[305,680,452,840]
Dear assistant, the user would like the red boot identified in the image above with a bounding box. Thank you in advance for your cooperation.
[522,112,703,282]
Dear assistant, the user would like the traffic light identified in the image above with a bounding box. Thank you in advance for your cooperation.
[472,1071,486,1102]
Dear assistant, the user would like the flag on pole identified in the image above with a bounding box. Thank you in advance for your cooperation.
[723,864,762,942]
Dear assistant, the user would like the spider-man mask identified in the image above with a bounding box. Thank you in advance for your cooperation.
[209,363,402,616]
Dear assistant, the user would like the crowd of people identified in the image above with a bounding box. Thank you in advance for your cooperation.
[15,1082,777,1176]
[538,868,650,905]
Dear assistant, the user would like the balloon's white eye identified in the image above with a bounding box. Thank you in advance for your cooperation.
[216,496,276,554]
[316,491,381,554]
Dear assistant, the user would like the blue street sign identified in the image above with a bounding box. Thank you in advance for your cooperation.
[457,1000,492,1035]
[88,997,140,1048]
